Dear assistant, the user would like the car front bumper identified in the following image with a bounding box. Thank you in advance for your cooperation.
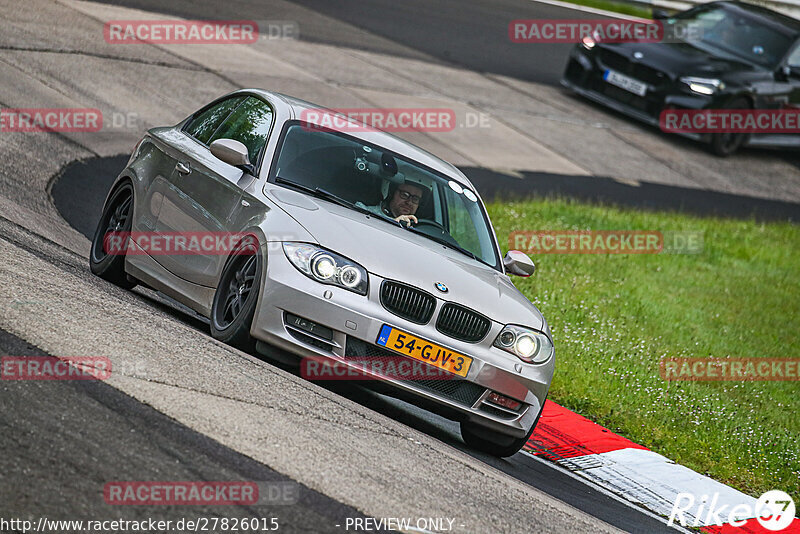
[249,244,553,438]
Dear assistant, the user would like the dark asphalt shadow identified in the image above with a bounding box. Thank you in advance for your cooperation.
[55,156,799,242]
[464,167,800,222]
[0,328,382,532]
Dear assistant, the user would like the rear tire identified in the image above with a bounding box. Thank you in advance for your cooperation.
[89,181,137,289]
[710,97,750,157]
[210,239,262,352]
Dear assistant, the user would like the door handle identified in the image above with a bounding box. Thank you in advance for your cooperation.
[175,162,191,175]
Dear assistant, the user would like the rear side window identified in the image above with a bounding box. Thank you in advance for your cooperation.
[788,43,800,67]
[184,96,244,145]
[209,97,274,165]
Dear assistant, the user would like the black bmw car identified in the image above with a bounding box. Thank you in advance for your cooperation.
[562,1,800,155]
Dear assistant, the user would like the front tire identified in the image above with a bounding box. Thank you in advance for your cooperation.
[460,421,535,458]
[460,398,546,457]
[210,240,262,351]
[710,97,750,157]
[89,181,137,289]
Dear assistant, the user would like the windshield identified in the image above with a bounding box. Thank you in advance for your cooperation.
[270,123,500,269]
[670,5,793,67]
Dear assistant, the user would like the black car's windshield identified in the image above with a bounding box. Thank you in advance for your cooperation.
[271,123,500,269]
[670,5,793,67]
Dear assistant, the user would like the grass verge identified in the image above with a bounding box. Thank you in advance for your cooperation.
[486,197,799,498]
[543,0,655,19]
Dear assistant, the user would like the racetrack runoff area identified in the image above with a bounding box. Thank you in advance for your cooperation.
[0,0,798,532]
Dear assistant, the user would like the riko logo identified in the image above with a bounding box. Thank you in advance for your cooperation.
[668,490,796,531]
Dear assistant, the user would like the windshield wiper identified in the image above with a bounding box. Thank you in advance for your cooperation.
[275,177,403,227]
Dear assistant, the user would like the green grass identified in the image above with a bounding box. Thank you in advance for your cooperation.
[486,197,800,498]
[552,0,654,19]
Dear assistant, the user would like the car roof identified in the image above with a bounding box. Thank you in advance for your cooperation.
[241,89,478,191]
[711,1,800,37]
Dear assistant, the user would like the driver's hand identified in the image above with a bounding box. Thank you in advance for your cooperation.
[395,214,418,227]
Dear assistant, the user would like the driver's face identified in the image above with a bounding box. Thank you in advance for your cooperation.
[389,184,423,217]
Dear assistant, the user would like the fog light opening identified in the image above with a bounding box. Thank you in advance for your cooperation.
[487,392,521,411]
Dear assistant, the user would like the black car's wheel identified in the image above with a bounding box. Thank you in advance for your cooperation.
[710,97,750,157]
[210,240,262,351]
[89,181,137,289]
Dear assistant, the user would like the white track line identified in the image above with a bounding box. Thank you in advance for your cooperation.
[520,451,696,533]
[527,0,652,21]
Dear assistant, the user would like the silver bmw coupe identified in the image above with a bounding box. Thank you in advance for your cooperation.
[90,89,554,457]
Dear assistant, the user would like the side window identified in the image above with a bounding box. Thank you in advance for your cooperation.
[788,44,800,68]
[209,97,274,165]
[183,96,244,145]
[444,187,481,253]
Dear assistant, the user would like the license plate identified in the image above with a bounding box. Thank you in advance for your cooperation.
[603,69,647,97]
[376,325,472,378]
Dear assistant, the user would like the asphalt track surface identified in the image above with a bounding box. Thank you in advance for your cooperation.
[90,0,587,86]
[0,327,380,533]
[47,156,684,533]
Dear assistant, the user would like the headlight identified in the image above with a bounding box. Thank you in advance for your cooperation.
[680,76,724,95]
[493,325,553,364]
[283,243,368,295]
[581,30,600,50]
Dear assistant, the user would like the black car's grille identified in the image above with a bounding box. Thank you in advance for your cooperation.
[593,81,650,111]
[345,337,486,406]
[598,49,668,87]
[436,303,491,343]
[380,281,436,324]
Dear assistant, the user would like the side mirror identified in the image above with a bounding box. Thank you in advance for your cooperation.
[210,138,251,167]
[503,250,536,277]
[652,8,670,19]
[779,65,800,80]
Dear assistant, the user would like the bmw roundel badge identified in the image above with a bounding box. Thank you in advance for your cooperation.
[434,282,448,293]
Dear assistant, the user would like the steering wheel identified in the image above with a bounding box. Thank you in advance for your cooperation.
[414,219,447,233]
[412,219,460,247]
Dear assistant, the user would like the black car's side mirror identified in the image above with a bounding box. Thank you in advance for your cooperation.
[777,65,800,81]
[652,8,670,19]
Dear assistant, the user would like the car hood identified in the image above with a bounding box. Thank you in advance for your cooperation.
[268,187,545,331]
[601,41,762,80]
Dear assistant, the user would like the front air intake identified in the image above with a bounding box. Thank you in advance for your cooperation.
[380,280,436,324]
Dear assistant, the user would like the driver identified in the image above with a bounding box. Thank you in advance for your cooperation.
[357,179,428,227]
